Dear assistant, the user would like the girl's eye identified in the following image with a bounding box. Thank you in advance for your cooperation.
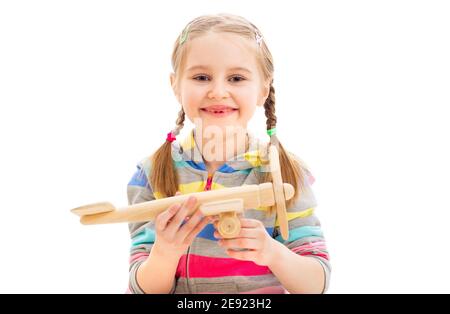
[230,76,245,82]
[194,75,210,81]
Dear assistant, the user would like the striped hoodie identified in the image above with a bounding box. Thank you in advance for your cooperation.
[127,129,331,293]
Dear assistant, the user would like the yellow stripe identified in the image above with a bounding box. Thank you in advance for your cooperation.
[178,181,207,194]
[177,181,227,194]
[275,208,314,227]
[243,150,262,167]
[153,191,165,199]
[156,181,238,198]
[210,182,226,190]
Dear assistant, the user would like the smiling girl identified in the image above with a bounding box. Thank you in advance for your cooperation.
[127,13,330,294]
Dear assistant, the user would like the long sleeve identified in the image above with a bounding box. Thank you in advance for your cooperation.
[126,160,156,294]
[272,165,331,293]
[127,157,182,294]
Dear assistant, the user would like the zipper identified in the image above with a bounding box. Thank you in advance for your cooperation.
[186,171,214,293]
[205,173,213,190]
[185,246,190,293]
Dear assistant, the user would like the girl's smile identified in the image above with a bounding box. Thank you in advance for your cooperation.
[200,105,239,118]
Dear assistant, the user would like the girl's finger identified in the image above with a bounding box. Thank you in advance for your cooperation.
[215,229,257,239]
[213,230,222,239]
[234,227,259,239]
[156,203,181,231]
[238,218,262,228]
[178,208,204,237]
[212,223,259,239]
[165,196,197,235]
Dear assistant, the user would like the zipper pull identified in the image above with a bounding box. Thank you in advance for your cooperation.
[205,173,213,191]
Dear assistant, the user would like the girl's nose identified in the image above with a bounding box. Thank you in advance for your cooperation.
[208,81,230,99]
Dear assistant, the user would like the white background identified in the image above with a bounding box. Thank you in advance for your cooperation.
[1,0,449,293]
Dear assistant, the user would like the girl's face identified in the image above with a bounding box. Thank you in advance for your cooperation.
[171,32,270,134]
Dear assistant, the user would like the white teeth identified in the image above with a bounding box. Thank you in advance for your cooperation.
[207,110,228,113]
[202,108,237,113]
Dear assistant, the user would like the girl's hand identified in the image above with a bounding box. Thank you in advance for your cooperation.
[213,218,280,266]
[153,192,210,259]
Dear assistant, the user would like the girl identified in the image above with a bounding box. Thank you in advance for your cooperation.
[127,13,330,294]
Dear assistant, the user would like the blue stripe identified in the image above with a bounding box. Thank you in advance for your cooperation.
[131,228,155,246]
[275,226,323,242]
[185,160,206,171]
[128,166,148,187]
[197,223,216,240]
[217,164,236,173]
[174,160,189,168]
[197,224,274,241]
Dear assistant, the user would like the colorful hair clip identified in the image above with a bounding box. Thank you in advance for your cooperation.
[255,32,263,47]
[179,25,190,45]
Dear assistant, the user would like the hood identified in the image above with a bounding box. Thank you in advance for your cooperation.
[171,128,270,173]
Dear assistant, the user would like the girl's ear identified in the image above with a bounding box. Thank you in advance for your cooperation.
[170,73,181,103]
[258,79,271,107]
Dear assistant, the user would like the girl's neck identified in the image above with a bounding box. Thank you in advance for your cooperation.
[194,128,249,174]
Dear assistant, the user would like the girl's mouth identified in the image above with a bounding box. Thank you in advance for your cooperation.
[200,108,238,117]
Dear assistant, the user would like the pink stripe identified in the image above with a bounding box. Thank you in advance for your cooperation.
[295,241,326,248]
[176,254,272,278]
[292,246,327,255]
[298,251,329,260]
[291,242,327,254]
[129,252,149,264]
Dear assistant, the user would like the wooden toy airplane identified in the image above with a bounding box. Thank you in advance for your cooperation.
[71,146,294,240]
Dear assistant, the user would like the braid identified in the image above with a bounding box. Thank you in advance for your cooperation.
[172,108,185,136]
[264,83,279,147]
[263,83,276,128]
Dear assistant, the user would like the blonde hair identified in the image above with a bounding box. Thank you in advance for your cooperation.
[151,13,306,212]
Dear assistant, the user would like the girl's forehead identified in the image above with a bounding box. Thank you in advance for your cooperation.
[184,32,259,71]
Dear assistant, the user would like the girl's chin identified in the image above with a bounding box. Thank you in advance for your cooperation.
[195,120,246,132]
[196,111,240,124]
